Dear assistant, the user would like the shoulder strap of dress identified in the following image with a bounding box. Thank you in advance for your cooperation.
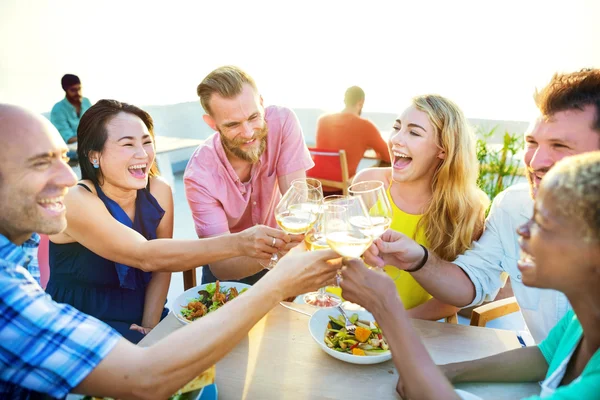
[77,182,92,193]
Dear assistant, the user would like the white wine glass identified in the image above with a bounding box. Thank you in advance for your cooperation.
[347,180,393,239]
[302,195,345,308]
[264,181,322,269]
[288,178,324,217]
[292,178,324,198]
[323,196,374,259]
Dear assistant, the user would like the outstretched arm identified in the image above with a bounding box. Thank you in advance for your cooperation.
[340,259,459,400]
[364,229,477,307]
[440,346,547,384]
[407,297,460,321]
[53,184,285,273]
[75,247,342,399]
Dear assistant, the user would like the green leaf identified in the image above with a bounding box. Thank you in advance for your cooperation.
[205,283,216,296]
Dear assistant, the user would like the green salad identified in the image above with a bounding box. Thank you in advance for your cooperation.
[324,313,389,356]
[180,281,248,322]
[83,392,198,400]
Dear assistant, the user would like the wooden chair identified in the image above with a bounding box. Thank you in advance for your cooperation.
[445,314,459,324]
[183,269,197,291]
[469,296,521,327]
[306,148,354,195]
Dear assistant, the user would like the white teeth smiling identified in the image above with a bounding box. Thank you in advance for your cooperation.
[128,164,147,171]
[519,249,536,268]
[393,151,411,158]
[38,196,65,212]
[39,196,64,204]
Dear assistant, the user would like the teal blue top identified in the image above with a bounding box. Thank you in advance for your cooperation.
[50,97,92,142]
[524,310,600,399]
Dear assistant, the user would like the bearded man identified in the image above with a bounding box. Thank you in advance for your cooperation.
[184,66,314,284]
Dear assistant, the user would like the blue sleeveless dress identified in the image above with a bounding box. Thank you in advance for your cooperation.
[46,182,168,344]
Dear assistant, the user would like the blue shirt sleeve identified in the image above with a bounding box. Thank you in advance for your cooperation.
[0,263,121,398]
[50,101,76,142]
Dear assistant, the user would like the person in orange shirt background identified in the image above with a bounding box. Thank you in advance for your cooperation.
[315,86,391,181]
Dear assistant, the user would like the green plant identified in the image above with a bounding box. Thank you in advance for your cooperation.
[476,127,524,207]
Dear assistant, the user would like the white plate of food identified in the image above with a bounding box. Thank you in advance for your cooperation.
[173,281,251,325]
[309,308,392,365]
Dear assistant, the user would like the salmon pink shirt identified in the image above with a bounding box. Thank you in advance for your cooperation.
[184,105,314,238]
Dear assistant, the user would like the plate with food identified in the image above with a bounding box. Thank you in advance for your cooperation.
[309,308,392,365]
[78,365,217,400]
[173,281,251,325]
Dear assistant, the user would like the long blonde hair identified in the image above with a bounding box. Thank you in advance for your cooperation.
[412,95,489,261]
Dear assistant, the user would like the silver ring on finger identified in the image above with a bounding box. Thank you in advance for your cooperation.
[336,274,342,287]
[271,237,277,247]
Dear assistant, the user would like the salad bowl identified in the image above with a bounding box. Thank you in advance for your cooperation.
[309,307,392,365]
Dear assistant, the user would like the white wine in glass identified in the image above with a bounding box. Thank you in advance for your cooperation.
[348,181,393,239]
[324,197,374,258]
[325,231,373,258]
[302,195,345,308]
[264,181,322,269]
[304,232,330,251]
[349,215,392,239]
[275,204,318,234]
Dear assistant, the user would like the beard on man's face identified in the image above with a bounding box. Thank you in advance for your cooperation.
[220,123,268,164]
[67,95,82,106]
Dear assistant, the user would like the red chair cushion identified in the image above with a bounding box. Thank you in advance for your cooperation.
[307,148,343,182]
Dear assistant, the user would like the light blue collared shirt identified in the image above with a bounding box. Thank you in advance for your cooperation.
[50,97,92,142]
[453,182,570,343]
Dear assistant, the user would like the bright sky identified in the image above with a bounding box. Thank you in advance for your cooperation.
[1,0,598,121]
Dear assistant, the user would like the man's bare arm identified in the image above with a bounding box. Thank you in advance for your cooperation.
[75,248,341,400]
[208,255,266,280]
[278,169,307,195]
[75,276,283,399]
[410,252,477,308]
[204,227,290,280]
[364,230,477,307]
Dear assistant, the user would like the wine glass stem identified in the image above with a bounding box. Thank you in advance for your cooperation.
[317,286,326,299]
[265,253,278,270]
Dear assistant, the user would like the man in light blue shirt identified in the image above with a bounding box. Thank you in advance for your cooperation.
[50,74,92,160]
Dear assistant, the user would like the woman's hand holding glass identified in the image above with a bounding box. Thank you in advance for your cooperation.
[236,225,291,261]
[362,229,425,271]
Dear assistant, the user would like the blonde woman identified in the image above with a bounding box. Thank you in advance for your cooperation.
[351,95,489,320]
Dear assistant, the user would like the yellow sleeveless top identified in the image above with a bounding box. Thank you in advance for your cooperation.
[326,187,433,309]
[383,187,433,309]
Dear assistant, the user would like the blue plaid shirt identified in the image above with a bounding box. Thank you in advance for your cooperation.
[0,233,121,399]
[21,233,40,285]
